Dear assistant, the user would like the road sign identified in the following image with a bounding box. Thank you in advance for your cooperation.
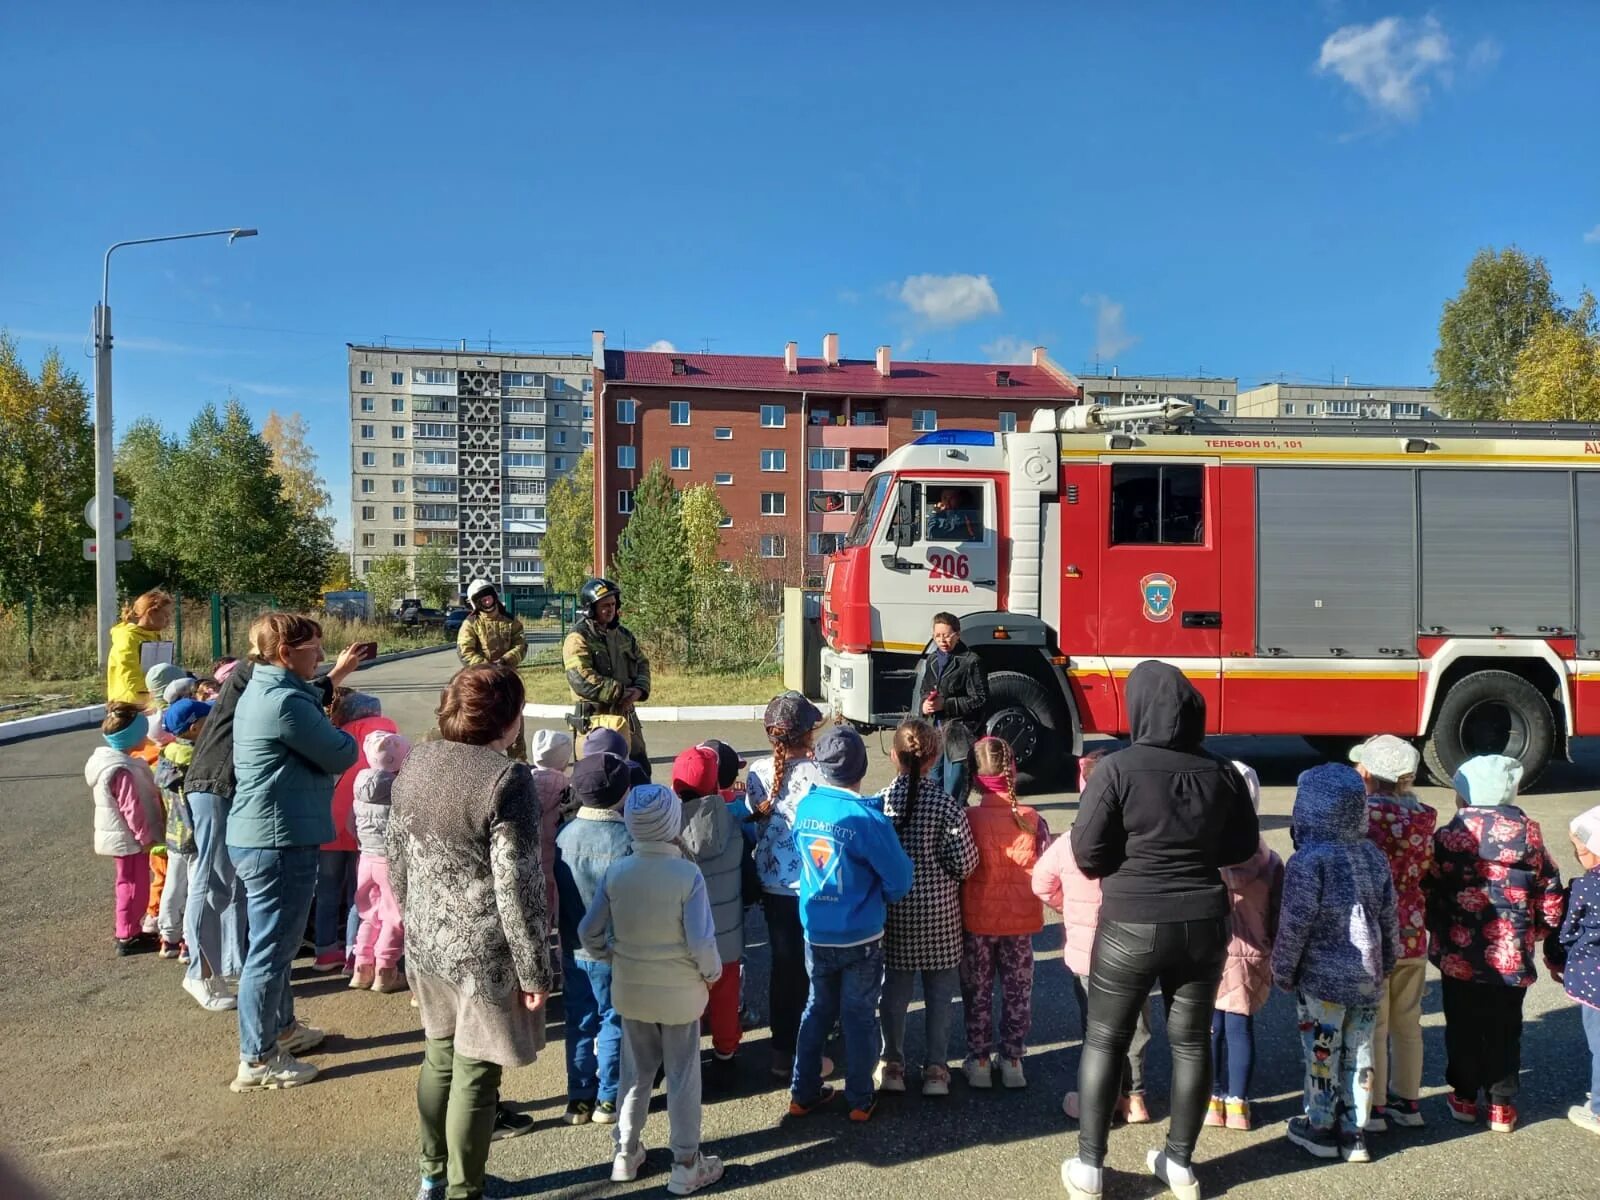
[83,495,132,534]
[83,538,133,563]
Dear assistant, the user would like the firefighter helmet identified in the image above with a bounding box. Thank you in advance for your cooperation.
[579,577,621,617]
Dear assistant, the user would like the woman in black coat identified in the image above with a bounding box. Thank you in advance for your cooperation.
[910,611,987,803]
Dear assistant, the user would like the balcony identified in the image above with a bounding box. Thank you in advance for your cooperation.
[807,421,890,450]
[807,510,855,534]
[414,516,458,530]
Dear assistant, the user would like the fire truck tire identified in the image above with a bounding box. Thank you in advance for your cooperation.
[1422,669,1554,790]
[983,670,1069,791]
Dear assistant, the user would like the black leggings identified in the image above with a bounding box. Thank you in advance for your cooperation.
[1077,917,1228,1170]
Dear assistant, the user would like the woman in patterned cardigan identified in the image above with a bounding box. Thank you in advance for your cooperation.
[876,718,980,1097]
[389,664,555,1200]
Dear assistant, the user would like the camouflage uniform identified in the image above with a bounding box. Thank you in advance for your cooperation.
[457,604,528,758]
[562,617,651,760]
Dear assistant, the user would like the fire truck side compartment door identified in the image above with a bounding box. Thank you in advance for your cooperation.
[869,476,1001,650]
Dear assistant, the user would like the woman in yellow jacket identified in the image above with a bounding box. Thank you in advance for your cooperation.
[107,589,175,706]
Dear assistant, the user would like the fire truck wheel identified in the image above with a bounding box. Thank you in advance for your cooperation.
[983,670,1069,791]
[1422,669,1554,790]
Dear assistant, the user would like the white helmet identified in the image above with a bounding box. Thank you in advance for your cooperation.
[466,579,497,603]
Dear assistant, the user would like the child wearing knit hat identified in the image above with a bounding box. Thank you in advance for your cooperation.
[348,730,413,992]
[1561,804,1600,1135]
[86,702,166,954]
[579,783,725,1194]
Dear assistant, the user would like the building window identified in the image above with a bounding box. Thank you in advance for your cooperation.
[810,533,846,556]
[719,515,734,528]
[553,455,569,472]
[392,452,406,467]
[809,408,832,426]
[1110,464,1204,546]
[552,429,567,446]
[507,398,545,415]
[360,424,374,439]
[390,397,405,413]
[853,409,881,426]
[1282,402,1295,415]
[506,452,545,468]
[617,445,636,470]
[670,447,690,470]
[360,479,375,494]
[361,533,375,547]
[760,404,786,428]
[554,404,567,419]
[506,505,547,521]
[582,430,593,447]
[392,479,407,493]
[618,490,634,514]
[998,411,1017,433]
[391,425,406,439]
[669,400,690,425]
[1304,402,1320,416]
[582,402,594,421]
[715,472,733,485]
[1393,402,1422,417]
[1327,400,1359,416]
[416,423,457,439]
[360,505,375,520]
[506,479,547,495]
[391,371,404,386]
[415,477,456,494]
[912,409,937,432]
[503,371,545,390]
[583,378,593,393]
[808,448,846,471]
[507,426,544,442]
[359,370,374,385]
[714,427,732,440]
[616,398,637,424]
[1217,398,1230,413]
[359,397,374,413]
[415,396,456,414]
[360,451,376,466]
[760,535,786,558]
[393,533,407,548]
[415,504,458,522]
[419,449,457,466]
[414,368,455,385]
[761,449,786,472]
[761,492,786,516]
[392,505,406,519]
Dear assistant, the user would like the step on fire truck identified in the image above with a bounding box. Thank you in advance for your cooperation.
[819,400,1600,788]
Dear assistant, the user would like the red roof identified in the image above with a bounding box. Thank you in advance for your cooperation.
[604,350,1080,400]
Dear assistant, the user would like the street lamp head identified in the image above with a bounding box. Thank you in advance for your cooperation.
[228,228,259,244]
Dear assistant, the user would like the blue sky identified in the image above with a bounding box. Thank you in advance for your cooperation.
[3,1,1597,544]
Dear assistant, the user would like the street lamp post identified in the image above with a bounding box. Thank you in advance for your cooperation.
[92,227,258,666]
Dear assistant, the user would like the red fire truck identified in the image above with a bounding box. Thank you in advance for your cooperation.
[819,401,1600,788]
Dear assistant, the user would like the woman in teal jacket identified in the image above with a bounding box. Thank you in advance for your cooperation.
[226,613,358,1092]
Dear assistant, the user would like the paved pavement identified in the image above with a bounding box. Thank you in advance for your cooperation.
[1,650,1597,1198]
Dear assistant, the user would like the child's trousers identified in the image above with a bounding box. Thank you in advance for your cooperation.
[353,853,405,969]
[113,852,150,940]
[960,932,1034,1061]
[616,1017,702,1161]
[1373,956,1427,1103]
[1440,977,1527,1103]
[145,845,167,924]
[1210,1010,1255,1100]
[705,958,742,1058]
[1297,992,1378,1134]
[157,849,190,943]
[882,966,959,1066]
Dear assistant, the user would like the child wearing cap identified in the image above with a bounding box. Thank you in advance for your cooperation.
[530,728,576,977]
[553,751,635,1125]
[674,745,747,1088]
[138,661,189,934]
[1560,805,1600,1135]
[1272,764,1398,1164]
[787,725,914,1123]
[1349,734,1436,1130]
[85,702,165,955]
[579,783,725,1195]
[153,698,212,959]
[1422,755,1565,1135]
[348,730,413,992]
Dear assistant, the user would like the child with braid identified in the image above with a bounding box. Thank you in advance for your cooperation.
[961,737,1049,1089]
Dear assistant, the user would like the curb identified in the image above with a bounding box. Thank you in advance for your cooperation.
[523,703,767,723]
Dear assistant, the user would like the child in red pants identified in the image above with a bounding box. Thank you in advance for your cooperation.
[86,703,166,954]
[674,745,746,1088]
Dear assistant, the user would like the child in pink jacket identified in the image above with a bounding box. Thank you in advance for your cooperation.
[1031,751,1154,1124]
[1206,761,1284,1132]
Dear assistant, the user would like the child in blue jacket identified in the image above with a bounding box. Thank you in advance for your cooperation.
[786,725,913,1123]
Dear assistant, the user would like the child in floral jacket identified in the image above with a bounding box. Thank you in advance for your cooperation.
[1423,755,1566,1135]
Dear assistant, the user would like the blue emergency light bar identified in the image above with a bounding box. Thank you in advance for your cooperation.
[910,430,996,447]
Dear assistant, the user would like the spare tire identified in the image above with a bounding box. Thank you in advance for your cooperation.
[983,670,1071,792]
[1422,669,1555,789]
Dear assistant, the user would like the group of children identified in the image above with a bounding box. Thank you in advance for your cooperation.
[86,670,1600,1195]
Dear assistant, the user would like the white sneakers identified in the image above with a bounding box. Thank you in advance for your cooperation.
[277,1020,326,1056]
[668,1152,724,1196]
[921,1064,951,1096]
[230,1050,319,1092]
[611,1147,646,1183]
[963,1056,994,1089]
[998,1057,1027,1089]
[874,1061,907,1092]
[182,975,237,1012]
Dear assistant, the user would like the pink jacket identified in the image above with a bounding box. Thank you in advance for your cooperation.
[324,715,398,853]
[1215,839,1284,1015]
[1031,828,1103,977]
[531,766,570,925]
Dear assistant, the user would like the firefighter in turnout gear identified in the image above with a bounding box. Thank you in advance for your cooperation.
[458,578,529,759]
[563,577,652,773]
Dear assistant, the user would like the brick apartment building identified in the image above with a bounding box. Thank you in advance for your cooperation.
[589,332,1081,584]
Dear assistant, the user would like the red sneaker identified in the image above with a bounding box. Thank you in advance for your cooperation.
[1446,1093,1478,1124]
[1488,1102,1517,1133]
[311,950,345,972]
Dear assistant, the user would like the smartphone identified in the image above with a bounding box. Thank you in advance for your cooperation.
[353,641,379,661]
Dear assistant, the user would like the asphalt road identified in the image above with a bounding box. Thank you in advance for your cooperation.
[1,649,1596,1199]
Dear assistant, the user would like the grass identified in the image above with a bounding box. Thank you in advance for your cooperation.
[518,664,784,708]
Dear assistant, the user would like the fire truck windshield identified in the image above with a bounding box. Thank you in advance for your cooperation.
[844,472,891,548]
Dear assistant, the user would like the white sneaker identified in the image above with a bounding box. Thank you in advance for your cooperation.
[611,1147,646,1183]
[998,1057,1026,1089]
[277,1020,326,1056]
[141,914,158,934]
[962,1056,993,1089]
[668,1152,724,1196]
[182,974,236,1012]
[874,1061,906,1093]
[921,1064,951,1096]
[230,1050,318,1092]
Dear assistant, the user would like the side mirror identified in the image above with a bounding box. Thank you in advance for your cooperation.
[889,480,919,548]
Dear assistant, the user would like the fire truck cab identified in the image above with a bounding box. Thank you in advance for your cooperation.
[819,402,1600,788]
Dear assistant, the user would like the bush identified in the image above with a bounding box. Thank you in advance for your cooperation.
[636,568,780,672]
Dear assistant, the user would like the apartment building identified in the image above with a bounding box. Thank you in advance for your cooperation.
[1077,373,1238,414]
[589,332,1081,585]
[347,344,595,600]
[1235,382,1438,420]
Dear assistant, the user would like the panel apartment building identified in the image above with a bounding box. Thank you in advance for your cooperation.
[590,332,1081,585]
[347,344,595,599]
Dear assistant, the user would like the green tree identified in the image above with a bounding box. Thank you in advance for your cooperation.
[414,543,456,608]
[1434,247,1562,419]
[1506,290,1600,421]
[679,483,728,576]
[609,460,689,648]
[0,334,95,606]
[543,450,594,594]
[363,553,411,616]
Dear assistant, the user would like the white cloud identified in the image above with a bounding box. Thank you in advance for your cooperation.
[1467,37,1501,71]
[1082,294,1138,362]
[202,376,306,398]
[896,273,1001,326]
[1317,15,1454,120]
[981,335,1038,364]
[1583,224,1600,245]
[644,339,676,353]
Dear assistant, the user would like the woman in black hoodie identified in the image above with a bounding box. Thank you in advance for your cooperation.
[1063,661,1259,1200]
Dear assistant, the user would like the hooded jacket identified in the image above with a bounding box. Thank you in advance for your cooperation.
[1423,803,1565,987]
[106,622,162,706]
[1216,841,1285,1015]
[1366,794,1437,961]
[792,782,914,948]
[185,660,336,801]
[1069,661,1259,924]
[323,695,396,854]
[1031,831,1103,977]
[1271,764,1399,1006]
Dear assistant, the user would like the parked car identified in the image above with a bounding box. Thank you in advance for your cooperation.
[398,604,445,628]
[443,606,470,636]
